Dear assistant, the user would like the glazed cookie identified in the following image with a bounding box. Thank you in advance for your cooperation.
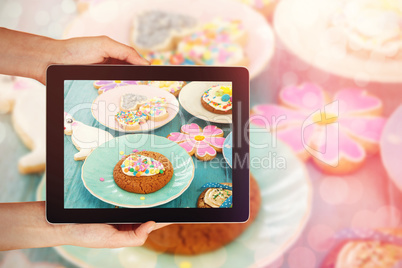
[144,175,260,255]
[115,110,148,131]
[93,80,138,94]
[146,81,186,97]
[197,183,232,208]
[138,97,169,121]
[130,10,198,54]
[201,85,233,114]
[119,93,148,111]
[167,123,226,161]
[64,112,113,160]
[0,76,46,174]
[113,151,174,194]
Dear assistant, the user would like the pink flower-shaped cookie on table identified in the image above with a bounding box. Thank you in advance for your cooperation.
[93,80,138,94]
[167,123,226,161]
[251,83,387,174]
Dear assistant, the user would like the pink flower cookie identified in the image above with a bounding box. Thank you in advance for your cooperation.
[251,83,387,174]
[93,80,138,94]
[167,123,226,161]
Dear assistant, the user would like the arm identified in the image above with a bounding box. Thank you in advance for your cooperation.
[0,27,149,84]
[0,202,158,251]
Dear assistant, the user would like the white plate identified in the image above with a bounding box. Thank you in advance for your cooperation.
[179,82,232,124]
[274,0,402,83]
[36,126,312,268]
[64,0,275,79]
[91,85,179,133]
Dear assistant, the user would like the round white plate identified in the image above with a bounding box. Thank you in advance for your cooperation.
[64,0,275,79]
[274,0,402,83]
[91,85,179,133]
[179,82,232,124]
[36,126,312,268]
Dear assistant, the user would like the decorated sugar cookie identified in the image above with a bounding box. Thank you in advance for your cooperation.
[93,80,138,94]
[251,83,387,174]
[130,10,197,54]
[0,75,46,174]
[113,151,174,194]
[146,81,186,97]
[139,97,169,121]
[167,123,226,161]
[120,93,148,111]
[331,0,402,58]
[144,50,196,66]
[64,112,113,160]
[201,85,233,114]
[115,110,148,131]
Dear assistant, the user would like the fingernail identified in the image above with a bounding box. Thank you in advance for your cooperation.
[147,223,156,234]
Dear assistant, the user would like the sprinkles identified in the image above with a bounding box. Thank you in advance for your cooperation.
[121,154,165,177]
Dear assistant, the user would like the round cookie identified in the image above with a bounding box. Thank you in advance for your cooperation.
[197,183,232,208]
[201,85,233,114]
[113,151,173,194]
[144,175,261,255]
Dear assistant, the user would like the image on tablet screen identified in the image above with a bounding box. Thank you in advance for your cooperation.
[64,80,233,209]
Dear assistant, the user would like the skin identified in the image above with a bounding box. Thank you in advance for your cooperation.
[0,28,173,251]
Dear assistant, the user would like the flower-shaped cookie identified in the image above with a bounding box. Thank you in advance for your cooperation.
[251,83,387,174]
[167,123,226,161]
[93,80,138,94]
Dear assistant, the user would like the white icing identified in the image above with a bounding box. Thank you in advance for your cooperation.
[333,0,402,57]
[204,188,232,208]
[64,112,114,160]
[121,154,165,177]
[202,85,233,111]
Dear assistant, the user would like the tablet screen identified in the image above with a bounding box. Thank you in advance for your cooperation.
[64,80,233,209]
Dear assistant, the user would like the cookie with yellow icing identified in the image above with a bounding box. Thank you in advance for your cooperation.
[146,81,186,97]
[201,85,233,114]
[113,151,173,194]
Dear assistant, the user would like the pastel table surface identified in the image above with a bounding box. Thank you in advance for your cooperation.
[64,80,232,208]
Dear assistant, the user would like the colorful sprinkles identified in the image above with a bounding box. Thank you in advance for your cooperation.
[202,85,233,111]
[121,154,165,177]
[115,110,148,127]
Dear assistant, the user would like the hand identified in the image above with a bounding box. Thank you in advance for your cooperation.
[0,202,168,251]
[0,28,149,84]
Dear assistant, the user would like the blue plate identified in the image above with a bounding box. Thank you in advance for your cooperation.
[81,134,194,208]
[222,132,232,168]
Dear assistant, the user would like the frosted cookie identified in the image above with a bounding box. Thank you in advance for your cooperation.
[130,10,198,54]
[113,151,173,194]
[138,97,169,121]
[64,112,113,160]
[144,175,261,255]
[201,85,233,114]
[119,93,148,111]
[0,76,46,174]
[199,18,247,45]
[93,80,138,94]
[144,50,196,66]
[115,110,148,131]
[145,81,186,97]
[197,183,232,208]
[331,0,402,59]
[167,123,225,161]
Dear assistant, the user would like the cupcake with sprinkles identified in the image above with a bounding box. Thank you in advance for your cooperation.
[113,151,174,194]
[201,85,233,114]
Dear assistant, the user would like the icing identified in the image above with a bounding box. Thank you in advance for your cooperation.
[115,110,148,128]
[132,11,197,50]
[251,83,386,174]
[120,93,147,111]
[93,80,138,94]
[144,50,196,65]
[120,154,165,177]
[177,18,245,65]
[167,123,226,160]
[202,85,233,111]
[64,112,114,160]
[139,97,168,118]
[332,0,402,57]
[146,81,185,94]
[204,188,232,208]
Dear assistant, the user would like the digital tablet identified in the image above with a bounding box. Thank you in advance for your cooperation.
[46,65,249,223]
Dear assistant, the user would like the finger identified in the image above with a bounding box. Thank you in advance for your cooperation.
[154,223,172,231]
[101,36,150,65]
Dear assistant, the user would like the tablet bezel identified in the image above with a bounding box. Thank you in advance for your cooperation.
[47,65,249,223]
